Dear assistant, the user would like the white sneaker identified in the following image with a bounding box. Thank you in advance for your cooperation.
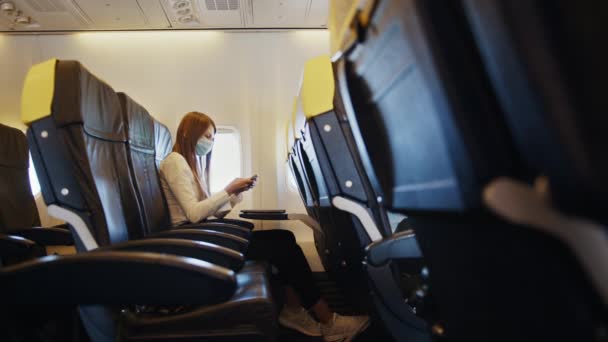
[321,313,370,342]
[278,306,322,337]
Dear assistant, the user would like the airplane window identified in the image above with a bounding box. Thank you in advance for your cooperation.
[29,154,41,196]
[209,127,242,193]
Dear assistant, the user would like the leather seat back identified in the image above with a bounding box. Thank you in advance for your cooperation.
[23,59,143,250]
[299,56,389,246]
[292,56,390,312]
[118,93,172,235]
[298,122,373,259]
[464,0,608,222]
[341,0,522,214]
[0,124,41,231]
[336,0,604,339]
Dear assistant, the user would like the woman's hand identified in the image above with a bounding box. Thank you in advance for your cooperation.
[225,177,255,195]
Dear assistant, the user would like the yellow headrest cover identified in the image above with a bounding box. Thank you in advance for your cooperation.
[301,55,334,119]
[21,58,57,125]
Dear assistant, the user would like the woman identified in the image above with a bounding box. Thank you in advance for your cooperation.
[160,112,369,341]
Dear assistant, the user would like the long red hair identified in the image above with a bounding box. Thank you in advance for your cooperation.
[173,112,216,185]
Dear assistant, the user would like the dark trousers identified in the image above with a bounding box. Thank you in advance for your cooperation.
[245,229,321,309]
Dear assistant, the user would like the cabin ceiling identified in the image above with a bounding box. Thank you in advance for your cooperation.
[0,0,328,32]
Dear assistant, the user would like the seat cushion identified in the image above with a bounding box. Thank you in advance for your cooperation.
[124,262,276,341]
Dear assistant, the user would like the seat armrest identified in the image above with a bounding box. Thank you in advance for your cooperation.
[365,230,422,267]
[178,222,251,239]
[9,227,73,246]
[1,251,236,305]
[0,234,37,258]
[205,218,254,230]
[239,210,288,220]
[151,229,249,253]
[94,238,244,271]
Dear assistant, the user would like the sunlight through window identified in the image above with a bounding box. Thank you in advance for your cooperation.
[209,127,242,193]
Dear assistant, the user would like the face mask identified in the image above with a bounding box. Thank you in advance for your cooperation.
[195,137,214,156]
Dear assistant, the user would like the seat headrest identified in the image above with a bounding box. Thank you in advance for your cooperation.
[0,124,29,169]
[117,93,155,151]
[22,59,126,142]
[300,55,335,119]
[154,120,173,164]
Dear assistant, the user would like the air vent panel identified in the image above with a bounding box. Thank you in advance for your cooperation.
[24,0,66,12]
[204,0,238,11]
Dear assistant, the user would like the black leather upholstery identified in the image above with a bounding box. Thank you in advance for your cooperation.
[293,130,371,276]
[0,124,73,265]
[464,0,608,222]
[28,60,138,247]
[122,264,276,341]
[294,130,372,309]
[338,0,605,340]
[118,93,172,236]
[0,124,40,231]
[295,60,429,334]
[344,0,522,212]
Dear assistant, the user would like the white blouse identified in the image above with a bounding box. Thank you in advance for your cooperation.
[159,152,242,225]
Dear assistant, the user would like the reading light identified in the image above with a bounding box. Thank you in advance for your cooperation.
[178,14,194,24]
[0,2,15,13]
[177,8,190,16]
[173,0,188,9]
[166,0,199,26]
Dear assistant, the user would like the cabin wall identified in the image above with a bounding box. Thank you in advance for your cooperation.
[0,31,328,265]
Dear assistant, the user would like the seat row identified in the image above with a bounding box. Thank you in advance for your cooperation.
[2,59,277,342]
[278,0,607,340]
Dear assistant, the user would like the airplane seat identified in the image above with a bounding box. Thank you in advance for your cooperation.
[463,0,608,333]
[116,91,276,338]
[118,93,252,246]
[292,136,373,314]
[21,59,276,342]
[153,115,255,231]
[288,142,331,267]
[0,123,45,264]
[0,123,73,265]
[336,0,605,340]
[0,123,40,230]
[295,128,373,310]
[298,54,429,338]
[296,55,421,317]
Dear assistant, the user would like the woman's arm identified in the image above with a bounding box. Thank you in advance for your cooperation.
[229,193,243,208]
[213,193,243,219]
[161,155,231,223]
